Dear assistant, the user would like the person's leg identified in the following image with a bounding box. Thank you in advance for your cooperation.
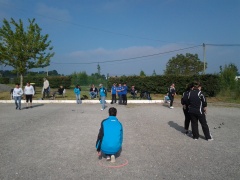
[198,114,212,140]
[29,95,33,107]
[18,96,22,110]
[113,94,116,103]
[168,95,173,107]
[76,94,79,104]
[14,96,18,109]
[189,113,199,139]
[111,94,114,104]
[183,108,191,131]
[101,96,106,110]
[26,95,29,108]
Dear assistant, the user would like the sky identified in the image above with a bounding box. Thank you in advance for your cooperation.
[0,0,240,76]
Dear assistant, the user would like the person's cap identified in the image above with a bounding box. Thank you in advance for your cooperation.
[99,84,102,87]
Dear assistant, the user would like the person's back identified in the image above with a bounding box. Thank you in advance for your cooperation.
[100,116,123,154]
[96,107,123,162]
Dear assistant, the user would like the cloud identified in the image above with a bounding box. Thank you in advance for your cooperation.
[36,3,72,22]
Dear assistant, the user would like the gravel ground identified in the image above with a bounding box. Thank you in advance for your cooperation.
[0,102,239,180]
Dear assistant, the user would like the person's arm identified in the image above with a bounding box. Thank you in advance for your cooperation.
[96,121,104,152]
[32,86,35,96]
[200,92,207,113]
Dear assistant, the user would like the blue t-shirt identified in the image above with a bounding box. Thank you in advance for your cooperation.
[122,85,128,95]
[99,87,106,97]
[111,86,117,94]
[117,86,123,95]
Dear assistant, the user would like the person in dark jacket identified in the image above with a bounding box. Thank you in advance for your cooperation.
[187,81,213,141]
[168,83,176,109]
[181,83,193,135]
[96,107,123,163]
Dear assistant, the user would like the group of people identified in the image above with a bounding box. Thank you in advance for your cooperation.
[181,81,213,141]
[12,82,35,110]
[110,83,128,105]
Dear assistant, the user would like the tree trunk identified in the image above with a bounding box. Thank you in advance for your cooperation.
[20,74,23,88]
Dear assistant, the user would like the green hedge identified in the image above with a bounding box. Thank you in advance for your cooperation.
[107,74,220,97]
[0,77,10,84]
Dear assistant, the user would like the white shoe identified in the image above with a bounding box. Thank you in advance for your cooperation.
[110,155,115,163]
[101,109,103,111]
[170,106,174,109]
[106,156,110,161]
[208,138,214,141]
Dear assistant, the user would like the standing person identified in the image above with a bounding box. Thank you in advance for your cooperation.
[116,83,123,105]
[168,83,176,109]
[74,85,81,104]
[99,84,107,111]
[89,84,98,99]
[96,107,123,163]
[122,82,128,105]
[24,82,35,109]
[181,83,193,134]
[110,83,117,104]
[42,78,50,99]
[187,81,213,141]
[13,83,23,110]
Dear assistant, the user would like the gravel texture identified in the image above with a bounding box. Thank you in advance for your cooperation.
[0,102,239,180]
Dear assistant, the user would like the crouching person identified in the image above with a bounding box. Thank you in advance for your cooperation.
[96,107,123,163]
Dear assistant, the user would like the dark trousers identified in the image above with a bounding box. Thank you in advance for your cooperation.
[43,88,49,98]
[168,95,174,107]
[118,95,123,104]
[122,94,127,105]
[183,108,191,130]
[189,113,211,139]
[111,94,116,103]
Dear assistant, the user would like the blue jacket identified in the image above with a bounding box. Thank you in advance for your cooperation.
[111,86,117,94]
[99,87,107,97]
[96,116,123,154]
[74,87,81,95]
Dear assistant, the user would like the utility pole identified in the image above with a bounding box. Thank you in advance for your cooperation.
[203,43,206,74]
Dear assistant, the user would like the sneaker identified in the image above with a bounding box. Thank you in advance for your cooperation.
[106,156,111,161]
[16,106,18,110]
[193,138,198,140]
[170,106,174,109]
[208,138,214,141]
[101,109,103,111]
[110,155,116,163]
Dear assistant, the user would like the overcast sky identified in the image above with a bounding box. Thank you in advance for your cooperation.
[0,0,240,76]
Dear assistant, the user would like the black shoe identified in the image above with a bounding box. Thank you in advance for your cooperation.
[16,106,18,110]
[110,102,113,104]
[19,108,21,110]
[26,107,29,109]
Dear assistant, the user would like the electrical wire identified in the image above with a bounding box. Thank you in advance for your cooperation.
[51,45,202,65]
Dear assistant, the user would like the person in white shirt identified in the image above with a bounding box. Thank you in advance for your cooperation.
[42,78,50,99]
[13,83,23,110]
[24,82,35,108]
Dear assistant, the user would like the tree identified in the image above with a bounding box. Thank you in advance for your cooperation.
[140,70,146,76]
[164,53,206,75]
[0,18,54,87]
[152,69,157,76]
[219,63,238,92]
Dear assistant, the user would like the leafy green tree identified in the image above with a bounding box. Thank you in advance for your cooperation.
[164,53,206,75]
[219,63,238,93]
[0,18,54,87]
[140,70,146,76]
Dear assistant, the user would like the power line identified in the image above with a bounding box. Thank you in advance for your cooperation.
[205,44,240,47]
[51,45,202,65]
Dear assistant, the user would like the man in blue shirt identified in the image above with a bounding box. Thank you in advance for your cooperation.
[111,83,117,104]
[96,107,123,163]
[116,83,123,104]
